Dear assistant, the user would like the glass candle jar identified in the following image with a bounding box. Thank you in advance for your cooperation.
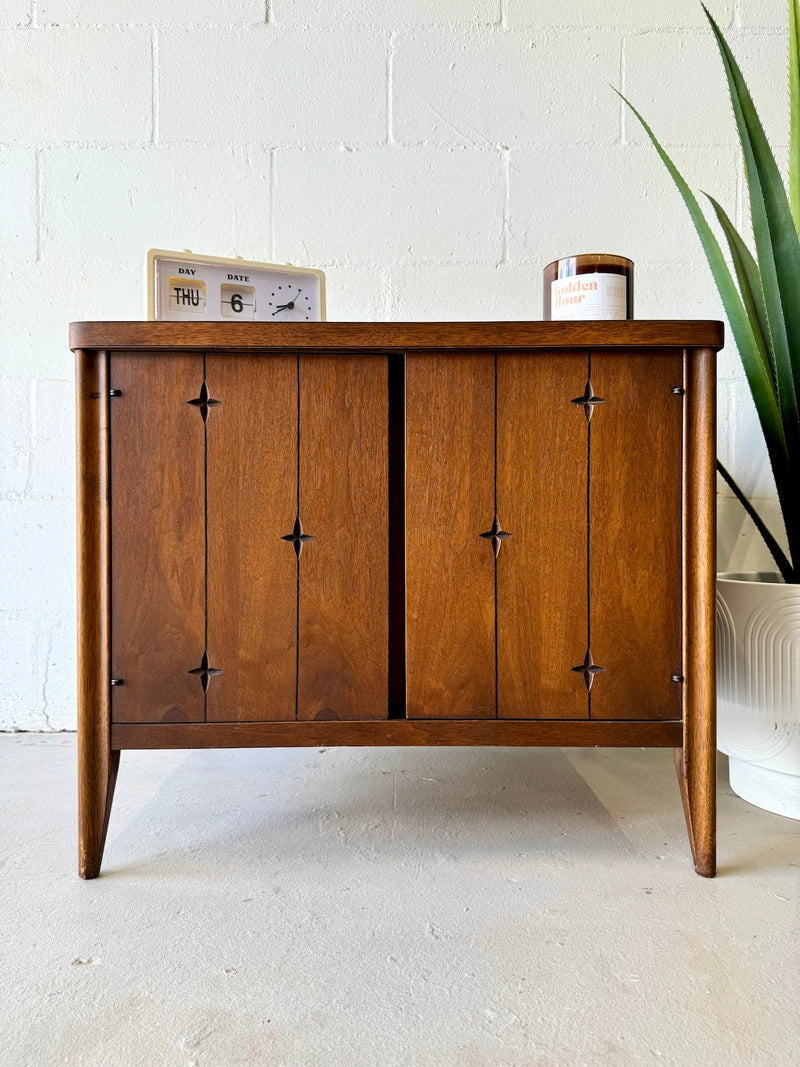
[543,254,634,321]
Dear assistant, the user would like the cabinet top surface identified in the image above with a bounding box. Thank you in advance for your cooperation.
[70,320,724,352]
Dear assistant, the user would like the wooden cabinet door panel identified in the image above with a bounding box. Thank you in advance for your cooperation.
[406,353,495,718]
[497,352,588,719]
[406,349,683,723]
[206,354,297,722]
[298,354,389,720]
[110,353,205,723]
[589,351,683,720]
[112,351,388,724]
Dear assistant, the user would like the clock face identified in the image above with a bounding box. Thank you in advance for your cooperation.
[265,275,320,321]
[148,251,325,322]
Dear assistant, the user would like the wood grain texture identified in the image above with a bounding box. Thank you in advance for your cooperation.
[109,353,205,723]
[497,351,588,719]
[112,718,683,750]
[589,350,683,721]
[387,355,406,717]
[406,353,496,718]
[76,349,119,878]
[70,320,724,354]
[679,347,717,877]
[298,355,389,720]
[205,354,297,722]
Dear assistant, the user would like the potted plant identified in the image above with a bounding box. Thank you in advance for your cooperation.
[619,2,800,819]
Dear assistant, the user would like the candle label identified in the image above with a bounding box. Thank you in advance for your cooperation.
[550,272,627,320]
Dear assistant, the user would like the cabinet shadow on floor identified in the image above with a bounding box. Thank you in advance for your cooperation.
[101,746,677,877]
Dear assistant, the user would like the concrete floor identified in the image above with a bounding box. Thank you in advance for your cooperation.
[1,735,798,1067]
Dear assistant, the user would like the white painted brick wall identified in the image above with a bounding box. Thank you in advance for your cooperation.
[40,146,271,260]
[0,28,153,143]
[509,145,739,265]
[506,0,737,28]
[159,29,388,143]
[0,149,37,256]
[624,30,786,148]
[36,0,267,22]
[393,29,622,145]
[0,0,789,729]
[274,146,505,262]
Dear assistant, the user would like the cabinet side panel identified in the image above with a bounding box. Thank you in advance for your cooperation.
[590,350,683,720]
[406,353,495,719]
[497,352,588,719]
[206,354,297,722]
[298,355,389,720]
[110,353,205,723]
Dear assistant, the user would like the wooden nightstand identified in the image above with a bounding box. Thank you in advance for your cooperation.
[72,320,721,877]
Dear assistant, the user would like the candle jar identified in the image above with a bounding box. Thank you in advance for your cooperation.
[543,254,633,320]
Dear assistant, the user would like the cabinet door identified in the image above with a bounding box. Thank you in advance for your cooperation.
[205,353,297,721]
[405,349,683,721]
[496,352,588,718]
[110,351,388,724]
[405,354,496,718]
[110,352,206,724]
[588,350,683,721]
[206,352,389,721]
[296,354,389,721]
[405,350,587,719]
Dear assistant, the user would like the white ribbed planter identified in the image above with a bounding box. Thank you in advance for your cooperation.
[716,574,800,820]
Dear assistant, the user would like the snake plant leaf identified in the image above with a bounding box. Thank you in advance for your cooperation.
[702,5,800,467]
[702,192,796,505]
[704,192,774,389]
[718,459,795,580]
[790,0,800,233]
[614,88,788,476]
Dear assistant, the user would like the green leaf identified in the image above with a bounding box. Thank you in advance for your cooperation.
[703,3,800,564]
[614,87,789,481]
[703,192,774,389]
[790,0,800,233]
[717,460,795,581]
[702,7,800,492]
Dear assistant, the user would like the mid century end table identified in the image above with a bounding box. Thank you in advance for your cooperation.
[71,320,721,878]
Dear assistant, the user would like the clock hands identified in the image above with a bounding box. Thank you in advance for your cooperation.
[272,289,303,315]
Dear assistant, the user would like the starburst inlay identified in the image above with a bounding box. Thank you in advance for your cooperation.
[282,514,315,558]
[187,381,221,422]
[479,514,513,558]
[188,651,222,693]
[571,379,605,422]
[571,648,605,692]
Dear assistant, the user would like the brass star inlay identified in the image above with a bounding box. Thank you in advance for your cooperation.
[282,515,315,558]
[571,379,605,422]
[187,381,221,422]
[188,651,222,693]
[479,514,513,558]
[571,648,605,692]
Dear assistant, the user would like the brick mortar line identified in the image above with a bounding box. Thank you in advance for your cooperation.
[9,23,781,34]
[619,34,626,145]
[7,140,751,151]
[268,148,275,259]
[500,148,510,265]
[151,28,159,146]
[34,149,42,263]
[387,30,395,145]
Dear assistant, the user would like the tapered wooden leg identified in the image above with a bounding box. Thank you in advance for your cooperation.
[674,745,715,877]
[680,348,717,877]
[79,748,120,879]
[77,348,118,878]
